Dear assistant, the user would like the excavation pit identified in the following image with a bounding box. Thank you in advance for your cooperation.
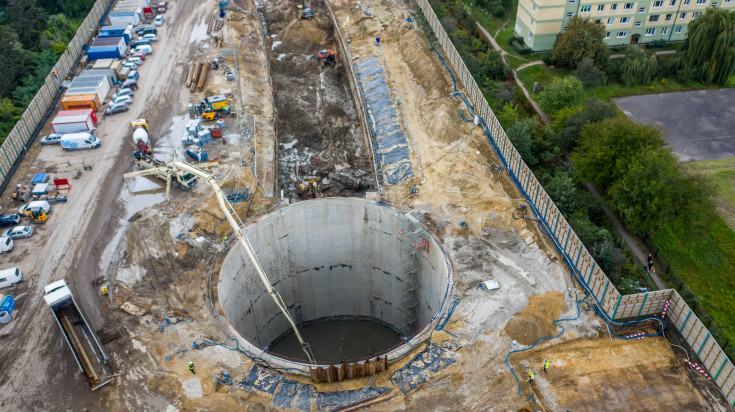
[217,198,452,371]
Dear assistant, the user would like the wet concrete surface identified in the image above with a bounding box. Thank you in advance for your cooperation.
[269,319,402,364]
[262,0,372,199]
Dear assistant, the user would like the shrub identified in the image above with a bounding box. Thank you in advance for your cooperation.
[491,5,506,17]
[537,76,584,114]
[541,51,554,66]
[573,57,606,88]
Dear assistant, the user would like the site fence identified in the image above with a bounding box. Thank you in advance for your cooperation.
[414,0,735,405]
[0,0,114,188]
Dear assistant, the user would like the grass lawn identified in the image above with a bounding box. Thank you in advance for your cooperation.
[681,158,735,232]
[653,217,735,348]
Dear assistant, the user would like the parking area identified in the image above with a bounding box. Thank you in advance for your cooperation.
[613,88,735,161]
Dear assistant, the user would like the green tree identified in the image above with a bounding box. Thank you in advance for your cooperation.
[551,16,609,69]
[506,118,539,166]
[538,77,584,114]
[572,117,665,189]
[0,31,33,98]
[480,50,510,81]
[0,98,23,137]
[608,148,682,236]
[561,97,618,151]
[573,57,606,88]
[681,8,735,86]
[6,0,48,50]
[618,46,658,86]
[545,169,576,215]
[497,102,521,129]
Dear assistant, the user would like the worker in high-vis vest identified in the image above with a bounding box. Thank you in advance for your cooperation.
[544,360,550,374]
[527,371,535,382]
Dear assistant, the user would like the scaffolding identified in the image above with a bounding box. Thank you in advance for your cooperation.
[398,211,429,336]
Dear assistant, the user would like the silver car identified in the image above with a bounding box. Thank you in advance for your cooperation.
[40,133,63,145]
[2,226,33,239]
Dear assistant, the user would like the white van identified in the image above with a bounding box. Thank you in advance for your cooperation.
[60,132,100,151]
[133,44,153,55]
[0,268,23,289]
[18,200,51,216]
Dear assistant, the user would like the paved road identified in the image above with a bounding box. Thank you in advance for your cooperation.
[613,88,735,161]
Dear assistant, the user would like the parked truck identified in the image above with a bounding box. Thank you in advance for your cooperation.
[43,280,114,390]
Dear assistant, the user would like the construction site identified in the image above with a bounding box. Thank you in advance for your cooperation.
[0,0,733,411]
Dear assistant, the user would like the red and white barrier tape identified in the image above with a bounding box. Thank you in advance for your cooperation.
[661,299,671,318]
[627,332,645,340]
[685,360,711,379]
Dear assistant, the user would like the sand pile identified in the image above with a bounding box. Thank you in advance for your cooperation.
[504,291,567,345]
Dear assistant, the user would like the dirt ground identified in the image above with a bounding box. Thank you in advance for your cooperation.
[0,0,731,410]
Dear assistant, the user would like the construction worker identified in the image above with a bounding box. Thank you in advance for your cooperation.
[222,236,227,244]
[527,371,535,383]
[544,360,550,374]
[189,361,196,374]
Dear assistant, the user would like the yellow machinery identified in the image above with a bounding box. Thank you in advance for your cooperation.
[23,208,48,223]
[204,95,229,111]
[298,178,320,196]
[201,110,220,121]
[130,118,148,131]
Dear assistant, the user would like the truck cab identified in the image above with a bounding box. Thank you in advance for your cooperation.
[158,1,167,13]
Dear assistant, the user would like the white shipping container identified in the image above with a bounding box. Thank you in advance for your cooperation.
[51,114,95,134]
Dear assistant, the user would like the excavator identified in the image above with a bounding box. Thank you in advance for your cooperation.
[297,0,312,19]
[315,49,337,66]
[298,178,321,197]
[23,207,48,223]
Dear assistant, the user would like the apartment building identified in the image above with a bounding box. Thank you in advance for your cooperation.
[514,0,735,51]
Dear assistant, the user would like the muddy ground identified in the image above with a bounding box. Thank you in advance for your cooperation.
[263,0,371,199]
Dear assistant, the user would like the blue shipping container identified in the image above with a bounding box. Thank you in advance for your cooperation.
[99,31,131,44]
[87,46,122,60]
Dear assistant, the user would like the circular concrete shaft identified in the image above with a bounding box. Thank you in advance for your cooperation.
[218,198,452,369]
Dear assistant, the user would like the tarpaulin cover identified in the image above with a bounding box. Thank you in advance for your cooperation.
[390,343,457,393]
[354,56,413,185]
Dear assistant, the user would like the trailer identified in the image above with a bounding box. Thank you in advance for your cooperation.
[43,280,113,390]
[132,152,198,190]
[51,109,98,134]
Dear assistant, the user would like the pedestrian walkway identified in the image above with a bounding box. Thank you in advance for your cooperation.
[516,61,544,71]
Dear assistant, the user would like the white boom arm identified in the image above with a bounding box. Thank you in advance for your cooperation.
[171,162,315,363]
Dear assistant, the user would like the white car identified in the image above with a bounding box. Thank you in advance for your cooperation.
[142,33,158,42]
[2,226,33,240]
[112,88,134,100]
[122,61,138,69]
[0,237,13,253]
[127,56,143,65]
[111,95,133,106]
[155,15,164,26]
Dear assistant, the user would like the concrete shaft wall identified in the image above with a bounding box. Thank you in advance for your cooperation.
[218,198,450,361]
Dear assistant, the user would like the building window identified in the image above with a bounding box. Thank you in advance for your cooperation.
[712,1,717,6]
[639,6,646,12]
[683,0,690,5]
[675,26,682,33]
[726,0,732,4]
[693,11,702,17]
[645,28,656,35]
[624,2,634,9]
[595,18,602,23]
[569,0,576,3]
[528,31,532,40]
[649,14,660,21]
[608,17,615,24]
[566,12,574,18]
[605,31,611,38]
[611,3,618,10]
[665,13,673,20]
[653,0,664,7]
[617,31,628,37]
[635,21,642,26]
[670,0,677,5]
[598,4,605,11]
[620,16,630,23]
[661,27,669,34]
[532,4,536,12]
[680,12,687,18]
[696,0,706,4]
[581,5,592,12]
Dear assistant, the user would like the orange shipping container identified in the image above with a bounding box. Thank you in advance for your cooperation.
[61,94,100,111]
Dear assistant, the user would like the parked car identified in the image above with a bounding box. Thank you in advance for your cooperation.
[0,267,22,289]
[155,15,165,26]
[130,39,151,49]
[133,45,153,55]
[0,214,21,228]
[40,133,63,145]
[158,1,167,13]
[111,95,133,106]
[2,226,34,240]
[0,237,13,254]
[18,201,50,216]
[122,61,138,69]
[127,70,139,81]
[142,33,158,42]
[130,52,146,60]
[121,79,138,90]
[105,102,129,116]
[126,56,143,65]
[113,89,134,100]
